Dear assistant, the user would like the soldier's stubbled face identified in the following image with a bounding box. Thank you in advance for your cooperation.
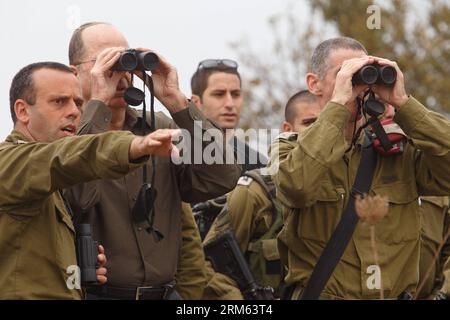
[21,69,83,142]
[193,72,243,130]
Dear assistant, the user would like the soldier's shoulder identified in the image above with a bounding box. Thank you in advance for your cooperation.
[0,139,27,151]
[237,175,254,186]
[276,131,298,141]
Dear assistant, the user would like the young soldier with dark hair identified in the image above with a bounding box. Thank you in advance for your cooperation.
[202,90,320,299]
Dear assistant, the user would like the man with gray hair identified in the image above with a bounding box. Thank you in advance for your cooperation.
[269,36,450,299]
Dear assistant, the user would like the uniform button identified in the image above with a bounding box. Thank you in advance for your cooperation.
[132,197,137,201]
[137,227,142,231]
[104,117,110,123]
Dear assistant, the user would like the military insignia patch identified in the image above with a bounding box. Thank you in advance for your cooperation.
[237,175,253,186]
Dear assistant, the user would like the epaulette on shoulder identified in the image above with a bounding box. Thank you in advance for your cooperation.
[237,175,253,186]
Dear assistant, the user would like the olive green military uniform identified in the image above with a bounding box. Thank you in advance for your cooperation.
[175,202,207,299]
[64,100,240,298]
[269,97,450,299]
[440,217,450,297]
[417,196,450,299]
[202,260,243,300]
[203,168,283,299]
[0,129,144,299]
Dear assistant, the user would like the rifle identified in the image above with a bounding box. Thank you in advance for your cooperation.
[192,195,227,240]
[204,230,275,300]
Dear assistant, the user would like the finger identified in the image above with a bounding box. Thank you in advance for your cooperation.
[96,47,123,65]
[371,57,402,74]
[96,275,107,284]
[170,144,180,158]
[97,253,107,267]
[102,52,122,71]
[170,129,182,140]
[95,47,116,62]
[94,48,126,72]
[146,140,163,148]
[342,57,375,75]
[135,47,152,53]
[150,130,173,141]
[96,267,107,276]
[98,244,105,254]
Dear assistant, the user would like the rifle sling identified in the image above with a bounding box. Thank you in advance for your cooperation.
[300,134,377,300]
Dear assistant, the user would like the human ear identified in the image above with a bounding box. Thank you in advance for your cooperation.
[306,72,322,96]
[14,99,31,124]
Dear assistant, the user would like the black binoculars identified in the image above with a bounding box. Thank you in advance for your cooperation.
[75,224,99,286]
[352,63,397,86]
[111,49,159,72]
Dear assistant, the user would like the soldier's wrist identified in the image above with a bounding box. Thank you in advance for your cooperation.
[91,95,111,106]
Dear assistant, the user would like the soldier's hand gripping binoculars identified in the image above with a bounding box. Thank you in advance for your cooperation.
[352,63,397,86]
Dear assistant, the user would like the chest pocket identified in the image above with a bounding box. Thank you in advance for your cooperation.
[298,182,344,242]
[371,181,419,243]
[419,197,449,245]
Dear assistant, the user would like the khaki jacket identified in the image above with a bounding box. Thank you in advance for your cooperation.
[0,130,141,299]
[418,196,450,298]
[269,97,450,299]
[175,202,207,299]
[203,169,281,299]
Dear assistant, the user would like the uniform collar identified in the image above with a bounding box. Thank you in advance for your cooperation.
[5,129,32,144]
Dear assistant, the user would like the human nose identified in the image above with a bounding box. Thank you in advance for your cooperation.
[224,92,235,109]
[67,100,81,119]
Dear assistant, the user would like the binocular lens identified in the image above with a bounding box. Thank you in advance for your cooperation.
[358,65,378,85]
[378,65,397,85]
[111,50,159,72]
[138,52,160,71]
[112,51,138,71]
[352,63,397,86]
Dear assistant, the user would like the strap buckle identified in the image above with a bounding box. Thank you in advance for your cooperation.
[135,285,171,300]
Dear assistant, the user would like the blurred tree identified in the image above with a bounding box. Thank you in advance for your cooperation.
[232,0,449,130]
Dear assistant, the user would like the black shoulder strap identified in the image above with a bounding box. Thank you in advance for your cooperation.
[243,170,275,200]
[300,133,378,300]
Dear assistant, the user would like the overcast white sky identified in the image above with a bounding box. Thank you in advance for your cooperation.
[0,0,432,142]
[0,0,315,140]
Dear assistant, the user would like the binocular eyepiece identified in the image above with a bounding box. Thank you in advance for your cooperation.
[111,49,159,72]
[352,63,396,86]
